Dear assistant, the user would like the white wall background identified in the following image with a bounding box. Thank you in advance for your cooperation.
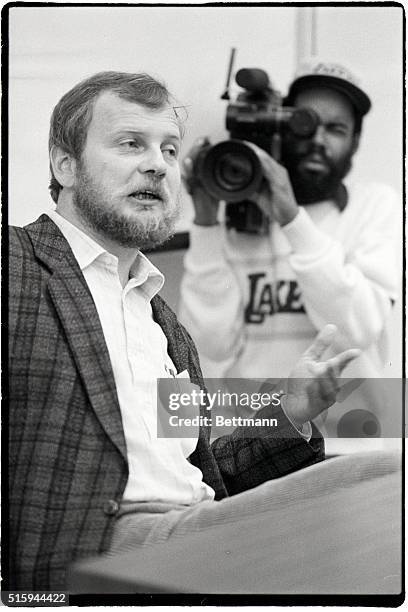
[7,4,403,377]
[314,5,403,191]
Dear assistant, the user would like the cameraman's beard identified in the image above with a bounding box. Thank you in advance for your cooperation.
[72,165,181,250]
[281,141,353,205]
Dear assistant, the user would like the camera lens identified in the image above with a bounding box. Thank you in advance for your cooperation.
[199,140,263,202]
[214,152,255,192]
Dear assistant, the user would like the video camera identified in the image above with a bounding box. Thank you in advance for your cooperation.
[194,49,319,233]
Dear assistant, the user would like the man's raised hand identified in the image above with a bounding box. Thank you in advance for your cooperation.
[283,324,361,429]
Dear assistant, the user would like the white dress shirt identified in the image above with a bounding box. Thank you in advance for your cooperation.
[47,210,215,505]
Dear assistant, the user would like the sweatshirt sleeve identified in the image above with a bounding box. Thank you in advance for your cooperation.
[179,224,245,376]
[281,184,400,350]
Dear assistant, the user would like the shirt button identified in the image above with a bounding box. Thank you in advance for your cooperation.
[103,499,119,516]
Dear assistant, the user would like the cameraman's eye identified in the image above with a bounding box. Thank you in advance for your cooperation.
[327,124,348,136]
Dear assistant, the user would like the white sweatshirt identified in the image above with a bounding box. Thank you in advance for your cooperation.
[179,181,401,443]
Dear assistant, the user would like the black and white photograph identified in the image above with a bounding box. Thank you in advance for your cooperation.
[3,2,404,605]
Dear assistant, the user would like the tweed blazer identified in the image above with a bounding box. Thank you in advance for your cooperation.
[8,215,324,591]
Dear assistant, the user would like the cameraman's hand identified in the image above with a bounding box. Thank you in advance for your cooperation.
[246,142,299,227]
[182,137,221,226]
[282,324,361,428]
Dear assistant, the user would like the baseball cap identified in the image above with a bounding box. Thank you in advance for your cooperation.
[285,58,371,116]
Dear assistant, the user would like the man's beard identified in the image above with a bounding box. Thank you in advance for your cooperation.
[281,139,353,204]
[72,164,181,250]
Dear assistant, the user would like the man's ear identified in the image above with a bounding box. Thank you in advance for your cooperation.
[351,133,360,155]
[50,146,77,189]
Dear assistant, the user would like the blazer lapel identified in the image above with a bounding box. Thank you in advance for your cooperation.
[25,215,127,462]
[151,295,202,387]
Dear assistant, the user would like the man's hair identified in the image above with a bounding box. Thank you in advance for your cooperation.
[48,71,179,203]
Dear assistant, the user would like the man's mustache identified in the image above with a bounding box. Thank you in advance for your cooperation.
[298,143,332,166]
[127,180,169,202]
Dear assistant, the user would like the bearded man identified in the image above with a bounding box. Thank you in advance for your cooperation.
[8,70,399,594]
[179,60,400,443]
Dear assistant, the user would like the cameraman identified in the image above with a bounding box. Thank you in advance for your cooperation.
[179,60,399,407]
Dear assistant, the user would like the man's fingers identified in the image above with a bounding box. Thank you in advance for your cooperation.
[304,324,337,360]
[182,156,193,170]
[330,348,361,373]
[189,136,210,158]
[194,136,210,147]
[245,141,282,178]
[336,377,364,403]
[182,136,210,171]
[310,347,360,377]
[182,156,194,179]
[182,137,210,192]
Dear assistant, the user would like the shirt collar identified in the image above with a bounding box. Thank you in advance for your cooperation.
[46,210,164,299]
[128,250,164,299]
[47,209,107,270]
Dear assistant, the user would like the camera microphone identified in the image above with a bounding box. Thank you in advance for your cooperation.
[236,68,270,93]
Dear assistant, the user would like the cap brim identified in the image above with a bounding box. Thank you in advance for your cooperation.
[286,75,371,116]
